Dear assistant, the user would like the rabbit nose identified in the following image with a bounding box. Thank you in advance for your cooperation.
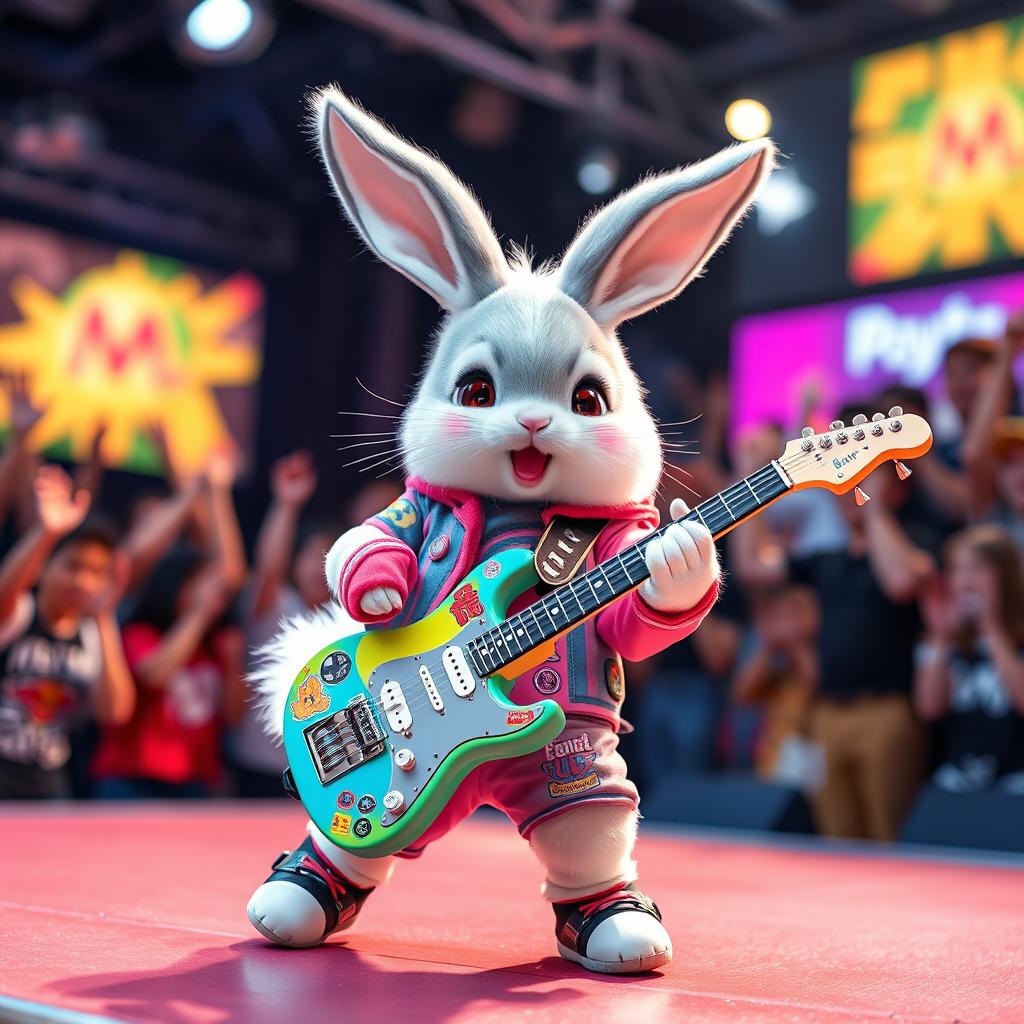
[517,413,551,433]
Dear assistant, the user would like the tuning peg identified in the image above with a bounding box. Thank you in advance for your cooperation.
[888,406,903,418]
[871,412,885,421]
[830,419,845,430]
[852,413,867,425]
[895,460,912,480]
[801,426,814,437]
[855,486,870,506]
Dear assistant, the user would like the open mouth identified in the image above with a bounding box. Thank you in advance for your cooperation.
[510,446,552,486]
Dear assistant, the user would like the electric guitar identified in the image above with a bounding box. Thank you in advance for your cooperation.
[282,409,932,856]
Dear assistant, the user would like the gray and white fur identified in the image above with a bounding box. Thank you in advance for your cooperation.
[252,85,775,739]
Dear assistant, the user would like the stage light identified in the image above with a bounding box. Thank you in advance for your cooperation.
[186,0,253,50]
[176,0,273,64]
[577,147,619,195]
[725,99,772,141]
[757,167,815,235]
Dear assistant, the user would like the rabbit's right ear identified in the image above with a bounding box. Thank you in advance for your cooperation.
[558,139,775,329]
[314,87,509,311]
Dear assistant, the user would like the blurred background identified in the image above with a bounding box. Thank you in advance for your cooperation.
[2,0,1024,853]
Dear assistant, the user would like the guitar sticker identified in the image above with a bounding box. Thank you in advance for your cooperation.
[450,583,484,626]
[289,675,331,721]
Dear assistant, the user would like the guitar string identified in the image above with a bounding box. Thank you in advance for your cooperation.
[306,464,788,728]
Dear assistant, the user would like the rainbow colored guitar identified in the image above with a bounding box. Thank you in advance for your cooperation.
[282,411,932,857]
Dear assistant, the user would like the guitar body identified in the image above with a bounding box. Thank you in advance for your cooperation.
[282,547,566,858]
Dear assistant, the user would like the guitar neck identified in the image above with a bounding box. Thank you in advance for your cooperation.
[466,461,793,677]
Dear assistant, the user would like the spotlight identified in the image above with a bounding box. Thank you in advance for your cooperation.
[577,146,619,195]
[757,167,815,235]
[176,0,274,65]
[187,0,253,50]
[725,99,772,142]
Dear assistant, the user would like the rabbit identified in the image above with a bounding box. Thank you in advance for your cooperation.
[247,85,774,973]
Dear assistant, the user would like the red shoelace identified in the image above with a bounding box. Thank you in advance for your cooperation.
[578,884,646,919]
[299,853,348,904]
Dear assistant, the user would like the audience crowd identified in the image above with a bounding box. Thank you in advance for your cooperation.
[2,315,1024,846]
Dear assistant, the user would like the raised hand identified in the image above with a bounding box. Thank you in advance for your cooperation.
[639,497,719,613]
[34,465,91,537]
[6,374,43,440]
[205,445,239,490]
[271,450,317,507]
[192,564,232,621]
[919,576,956,641]
[1005,309,1024,355]
[359,585,404,618]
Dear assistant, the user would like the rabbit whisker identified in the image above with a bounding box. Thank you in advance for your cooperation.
[355,377,408,409]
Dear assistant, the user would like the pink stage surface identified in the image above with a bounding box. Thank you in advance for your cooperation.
[2,803,1023,1023]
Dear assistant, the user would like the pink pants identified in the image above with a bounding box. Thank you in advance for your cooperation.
[396,715,639,857]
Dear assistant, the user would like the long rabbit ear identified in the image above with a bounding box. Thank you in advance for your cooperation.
[558,139,775,328]
[314,87,510,311]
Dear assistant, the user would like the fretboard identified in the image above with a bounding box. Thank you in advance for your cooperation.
[466,461,791,677]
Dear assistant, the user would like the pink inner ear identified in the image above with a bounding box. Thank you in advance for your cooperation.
[329,112,458,291]
[595,156,762,311]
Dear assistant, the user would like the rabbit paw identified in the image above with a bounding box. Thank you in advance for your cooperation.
[639,500,718,614]
[359,586,404,617]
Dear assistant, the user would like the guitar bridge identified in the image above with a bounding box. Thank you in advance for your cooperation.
[304,694,387,785]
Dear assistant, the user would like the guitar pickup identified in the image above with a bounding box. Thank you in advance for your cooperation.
[442,646,476,697]
[419,664,444,712]
[380,680,412,732]
[304,694,386,785]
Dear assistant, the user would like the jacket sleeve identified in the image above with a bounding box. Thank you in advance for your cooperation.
[593,517,720,663]
[325,491,424,625]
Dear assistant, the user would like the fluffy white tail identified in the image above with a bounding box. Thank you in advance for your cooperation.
[250,602,363,742]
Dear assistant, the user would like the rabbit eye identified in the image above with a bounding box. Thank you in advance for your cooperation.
[453,374,496,408]
[572,382,608,417]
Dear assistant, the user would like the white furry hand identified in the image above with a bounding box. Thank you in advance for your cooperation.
[359,586,404,617]
[639,499,719,613]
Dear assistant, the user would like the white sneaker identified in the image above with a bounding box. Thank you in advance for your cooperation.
[553,883,672,974]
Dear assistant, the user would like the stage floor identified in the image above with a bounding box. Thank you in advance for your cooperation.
[2,803,1022,1024]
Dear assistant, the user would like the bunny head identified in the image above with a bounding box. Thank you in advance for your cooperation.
[315,86,774,507]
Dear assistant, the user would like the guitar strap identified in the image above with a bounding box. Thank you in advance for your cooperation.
[534,516,608,587]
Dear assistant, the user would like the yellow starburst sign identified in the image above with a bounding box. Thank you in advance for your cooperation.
[850,16,1024,285]
[0,231,262,475]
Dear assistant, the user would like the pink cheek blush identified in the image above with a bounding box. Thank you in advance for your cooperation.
[443,414,470,438]
[596,426,625,453]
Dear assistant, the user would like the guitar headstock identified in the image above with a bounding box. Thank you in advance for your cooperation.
[778,407,932,500]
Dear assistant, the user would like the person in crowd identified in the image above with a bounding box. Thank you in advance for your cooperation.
[0,465,134,799]
[961,310,1024,519]
[231,450,336,797]
[91,453,247,798]
[732,583,820,786]
[941,337,999,466]
[916,525,1024,793]
[732,428,934,841]
[873,385,966,544]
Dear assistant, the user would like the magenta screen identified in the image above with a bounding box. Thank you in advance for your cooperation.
[731,271,1024,440]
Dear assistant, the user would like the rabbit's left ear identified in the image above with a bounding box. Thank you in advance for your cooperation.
[558,139,775,329]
